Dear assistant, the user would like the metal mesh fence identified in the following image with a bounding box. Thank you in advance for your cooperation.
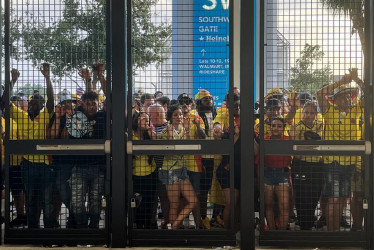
[6,0,108,230]
[128,0,233,231]
[260,0,366,232]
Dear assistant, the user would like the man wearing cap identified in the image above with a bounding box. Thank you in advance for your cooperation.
[317,68,364,231]
[194,90,217,229]
[9,64,56,228]
[254,98,290,137]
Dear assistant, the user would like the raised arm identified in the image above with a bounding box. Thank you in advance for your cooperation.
[350,68,364,106]
[285,92,298,125]
[40,63,54,113]
[10,68,20,95]
[317,71,352,114]
[93,62,107,96]
[79,68,93,93]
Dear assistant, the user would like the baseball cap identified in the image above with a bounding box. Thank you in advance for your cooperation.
[333,82,359,98]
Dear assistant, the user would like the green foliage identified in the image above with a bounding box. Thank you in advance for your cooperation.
[290,44,332,96]
[10,0,171,78]
[320,0,365,54]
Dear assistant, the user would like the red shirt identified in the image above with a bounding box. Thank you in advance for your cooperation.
[263,135,292,168]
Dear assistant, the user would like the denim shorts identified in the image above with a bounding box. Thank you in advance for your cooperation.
[264,167,289,186]
[158,167,188,185]
[187,171,201,195]
[322,162,355,198]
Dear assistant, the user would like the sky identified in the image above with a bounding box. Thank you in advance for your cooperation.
[275,0,362,77]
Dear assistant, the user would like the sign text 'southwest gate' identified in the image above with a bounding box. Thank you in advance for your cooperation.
[193,0,229,106]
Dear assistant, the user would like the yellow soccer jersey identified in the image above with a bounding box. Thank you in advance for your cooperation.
[293,120,323,163]
[1,118,24,166]
[323,104,363,165]
[10,104,52,164]
[292,108,323,126]
[132,133,156,176]
[214,107,229,130]
[183,113,204,172]
[159,126,186,171]
[184,113,205,139]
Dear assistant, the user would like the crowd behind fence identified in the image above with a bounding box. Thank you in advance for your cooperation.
[0,64,366,233]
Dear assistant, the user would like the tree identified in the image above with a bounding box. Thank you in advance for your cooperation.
[290,44,332,96]
[10,0,171,79]
[320,0,365,55]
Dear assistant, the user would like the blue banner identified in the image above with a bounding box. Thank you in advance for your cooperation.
[193,0,230,107]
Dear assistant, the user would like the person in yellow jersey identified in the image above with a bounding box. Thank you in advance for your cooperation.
[131,111,158,229]
[158,105,198,229]
[177,93,206,229]
[291,92,323,126]
[9,63,56,228]
[289,101,324,230]
[254,98,290,137]
[317,68,364,232]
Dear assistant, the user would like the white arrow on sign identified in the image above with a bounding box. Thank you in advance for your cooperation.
[201,49,206,56]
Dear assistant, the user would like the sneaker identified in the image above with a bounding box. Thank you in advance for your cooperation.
[289,215,297,223]
[202,217,211,230]
[211,215,225,228]
[341,217,350,228]
[275,217,280,230]
[9,214,27,227]
[315,216,326,229]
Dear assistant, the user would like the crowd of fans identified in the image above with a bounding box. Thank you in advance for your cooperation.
[0,65,366,233]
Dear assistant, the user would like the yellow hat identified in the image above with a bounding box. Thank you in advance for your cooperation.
[195,90,212,100]
[264,88,287,101]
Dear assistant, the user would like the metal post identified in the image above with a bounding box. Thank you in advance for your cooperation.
[111,0,127,247]
[240,0,255,249]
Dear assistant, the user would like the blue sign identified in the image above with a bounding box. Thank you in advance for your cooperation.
[193,0,230,107]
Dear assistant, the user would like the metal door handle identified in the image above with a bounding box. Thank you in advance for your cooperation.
[293,141,371,155]
[127,141,201,154]
[37,140,111,154]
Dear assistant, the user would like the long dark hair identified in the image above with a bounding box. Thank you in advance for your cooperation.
[132,111,151,140]
[132,111,153,164]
